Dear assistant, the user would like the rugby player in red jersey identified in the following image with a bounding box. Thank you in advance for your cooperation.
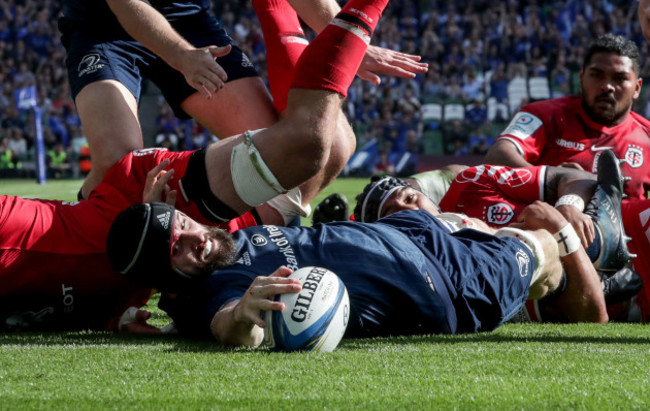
[485,34,650,321]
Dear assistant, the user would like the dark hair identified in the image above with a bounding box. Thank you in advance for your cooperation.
[583,34,640,75]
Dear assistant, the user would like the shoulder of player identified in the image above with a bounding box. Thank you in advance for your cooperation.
[628,110,650,131]
[520,95,578,115]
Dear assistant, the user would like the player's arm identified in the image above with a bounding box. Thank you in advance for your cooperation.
[484,139,532,167]
[545,167,597,248]
[286,0,428,84]
[210,267,302,347]
[105,0,229,98]
[511,202,608,323]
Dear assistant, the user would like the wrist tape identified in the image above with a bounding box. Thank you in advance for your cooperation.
[554,194,585,212]
[553,223,581,257]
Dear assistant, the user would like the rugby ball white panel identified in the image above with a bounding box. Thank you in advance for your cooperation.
[264,266,349,352]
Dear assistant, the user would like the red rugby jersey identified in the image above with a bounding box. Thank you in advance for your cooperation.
[497,96,650,200]
[439,165,547,227]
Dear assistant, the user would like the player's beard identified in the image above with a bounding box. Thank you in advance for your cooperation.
[198,227,238,275]
[583,92,631,126]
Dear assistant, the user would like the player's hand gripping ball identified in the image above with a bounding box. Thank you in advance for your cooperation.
[264,266,349,352]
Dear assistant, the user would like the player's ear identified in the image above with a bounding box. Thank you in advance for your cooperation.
[634,77,642,100]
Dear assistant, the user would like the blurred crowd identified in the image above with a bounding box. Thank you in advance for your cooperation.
[0,0,648,178]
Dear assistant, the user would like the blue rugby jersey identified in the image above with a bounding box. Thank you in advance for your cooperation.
[167,210,535,338]
[202,210,467,338]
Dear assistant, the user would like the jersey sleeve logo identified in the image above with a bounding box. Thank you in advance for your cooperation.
[590,144,614,152]
[501,112,543,140]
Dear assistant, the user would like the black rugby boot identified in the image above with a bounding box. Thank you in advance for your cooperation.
[601,267,644,305]
[588,150,636,271]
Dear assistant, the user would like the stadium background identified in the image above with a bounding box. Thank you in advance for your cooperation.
[0,0,645,179]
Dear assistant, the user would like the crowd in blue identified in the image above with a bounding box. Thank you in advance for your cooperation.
[0,0,647,178]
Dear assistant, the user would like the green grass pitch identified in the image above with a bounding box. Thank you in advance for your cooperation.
[1,178,650,409]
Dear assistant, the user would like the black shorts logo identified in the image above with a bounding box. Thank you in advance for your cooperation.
[515,249,530,278]
[78,53,104,77]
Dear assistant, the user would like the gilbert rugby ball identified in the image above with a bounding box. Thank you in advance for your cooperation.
[264,266,349,352]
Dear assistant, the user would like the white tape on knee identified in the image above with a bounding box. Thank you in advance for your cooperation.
[495,227,545,284]
[231,130,286,207]
[266,187,313,225]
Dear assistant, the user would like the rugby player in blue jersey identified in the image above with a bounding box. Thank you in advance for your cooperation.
[105,0,606,344]
[107,191,606,346]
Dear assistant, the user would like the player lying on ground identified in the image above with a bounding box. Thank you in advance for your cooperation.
[349,150,637,323]
[0,0,396,332]
[107,195,606,346]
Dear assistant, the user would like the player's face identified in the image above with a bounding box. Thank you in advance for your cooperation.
[380,186,440,218]
[169,211,237,276]
[580,52,641,126]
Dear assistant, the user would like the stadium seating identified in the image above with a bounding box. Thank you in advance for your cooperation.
[507,76,529,114]
[443,101,466,122]
[422,101,443,122]
[487,97,509,122]
[528,76,551,101]
[422,129,444,155]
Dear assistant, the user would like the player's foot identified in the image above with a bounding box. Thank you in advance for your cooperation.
[601,267,644,305]
[588,150,636,271]
[312,193,349,225]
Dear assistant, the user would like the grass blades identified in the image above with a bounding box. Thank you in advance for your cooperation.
[1,323,650,409]
[2,178,650,409]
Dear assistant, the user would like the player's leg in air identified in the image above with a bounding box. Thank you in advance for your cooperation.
[180,0,389,224]
[251,0,357,225]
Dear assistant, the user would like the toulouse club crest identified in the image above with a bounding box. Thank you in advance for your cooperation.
[485,202,515,225]
[624,145,644,168]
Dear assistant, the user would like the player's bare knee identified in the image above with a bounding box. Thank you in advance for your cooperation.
[284,97,339,153]
[274,119,329,174]
[528,264,562,300]
[336,114,357,157]
[93,143,139,174]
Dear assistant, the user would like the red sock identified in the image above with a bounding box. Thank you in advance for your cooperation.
[253,0,307,113]
[290,0,389,97]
